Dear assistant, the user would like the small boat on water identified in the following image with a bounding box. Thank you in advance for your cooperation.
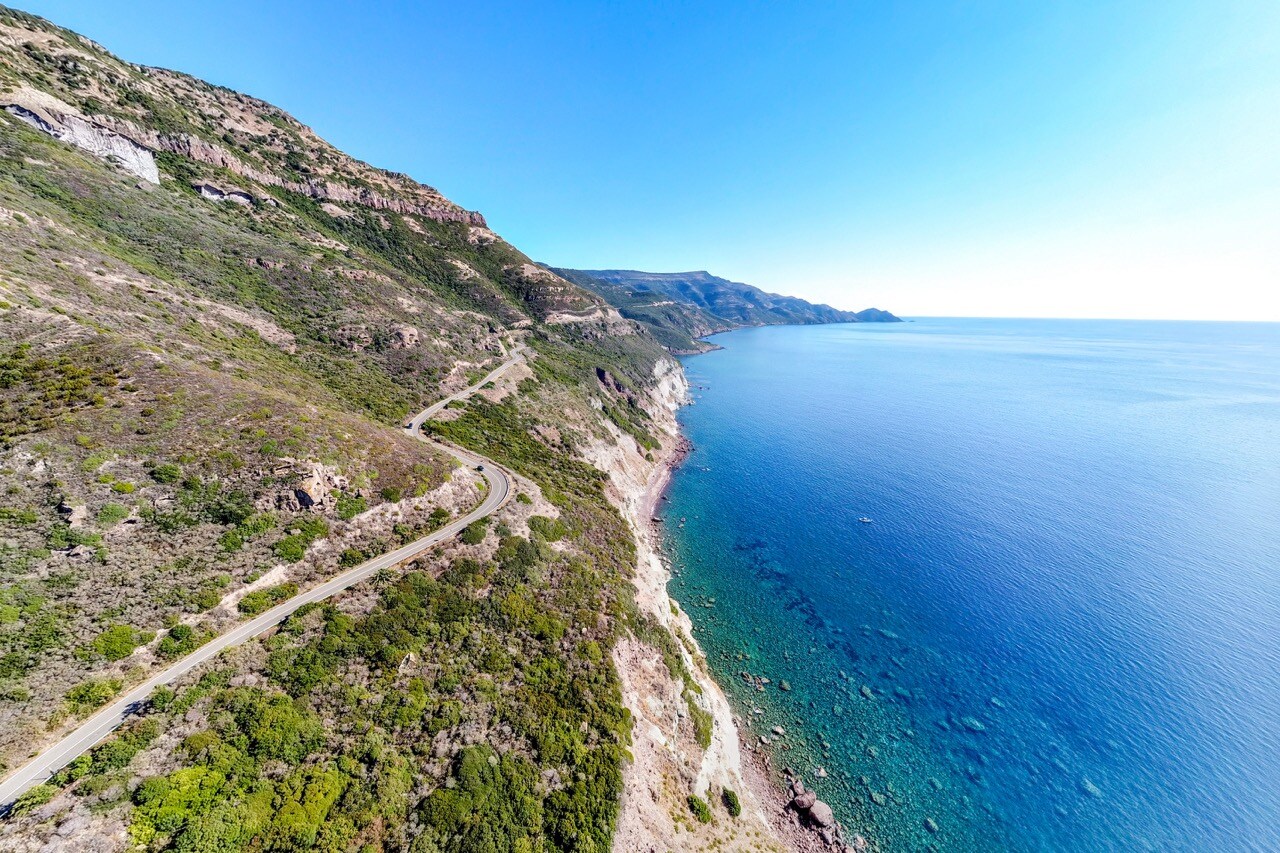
[858,517,874,524]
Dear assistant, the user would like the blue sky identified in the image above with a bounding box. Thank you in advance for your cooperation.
[18,1,1280,319]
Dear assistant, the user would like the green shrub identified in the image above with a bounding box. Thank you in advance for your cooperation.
[85,718,159,774]
[460,518,487,545]
[722,788,742,817]
[144,506,199,533]
[335,492,367,520]
[10,783,57,816]
[111,480,136,494]
[46,523,102,550]
[158,623,204,659]
[0,506,38,524]
[688,794,712,823]
[418,746,543,851]
[274,517,327,562]
[528,515,568,542]
[92,623,154,661]
[192,587,222,611]
[150,685,175,711]
[181,480,253,525]
[238,582,298,616]
[275,536,306,562]
[150,462,182,483]
[219,511,275,551]
[65,677,123,714]
[689,698,714,750]
[80,450,112,471]
[339,548,365,568]
[96,502,130,524]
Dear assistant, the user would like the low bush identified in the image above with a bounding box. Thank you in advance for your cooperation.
[65,677,123,715]
[149,462,182,483]
[96,502,130,525]
[274,518,328,562]
[92,623,154,661]
[157,624,206,659]
[238,582,298,616]
[9,783,57,816]
[335,492,367,520]
[528,514,568,542]
[460,518,488,545]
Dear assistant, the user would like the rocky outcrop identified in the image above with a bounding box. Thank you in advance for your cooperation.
[595,367,638,405]
[4,95,159,184]
[787,778,854,850]
[0,87,484,225]
[267,461,351,512]
[193,181,253,205]
[55,497,88,528]
[149,130,485,222]
[390,325,420,349]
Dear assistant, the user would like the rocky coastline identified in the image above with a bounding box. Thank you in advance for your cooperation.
[643,374,869,853]
[600,359,783,851]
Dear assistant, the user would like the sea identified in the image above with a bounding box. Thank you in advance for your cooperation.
[660,318,1280,851]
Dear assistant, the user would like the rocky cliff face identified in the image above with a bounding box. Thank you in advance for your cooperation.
[577,359,786,851]
[4,95,159,183]
[0,83,485,224]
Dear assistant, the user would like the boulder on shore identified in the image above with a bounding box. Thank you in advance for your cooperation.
[808,800,836,828]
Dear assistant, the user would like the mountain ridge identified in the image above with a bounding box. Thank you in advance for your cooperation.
[554,266,899,353]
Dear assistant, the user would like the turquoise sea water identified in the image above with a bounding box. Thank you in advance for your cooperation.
[661,319,1280,851]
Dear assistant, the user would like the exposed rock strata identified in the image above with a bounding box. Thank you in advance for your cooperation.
[4,97,159,184]
[1,86,484,224]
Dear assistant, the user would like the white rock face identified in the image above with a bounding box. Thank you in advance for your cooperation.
[59,113,160,184]
[193,182,253,205]
[5,104,159,184]
[3,88,161,185]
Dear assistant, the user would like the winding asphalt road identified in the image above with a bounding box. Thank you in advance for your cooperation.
[0,348,524,812]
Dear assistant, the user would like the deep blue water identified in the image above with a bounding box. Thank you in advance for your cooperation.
[662,319,1280,851]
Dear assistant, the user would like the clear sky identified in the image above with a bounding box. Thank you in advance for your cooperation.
[17,1,1280,319]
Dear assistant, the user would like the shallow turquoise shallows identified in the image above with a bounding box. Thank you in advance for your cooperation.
[662,318,1280,851]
